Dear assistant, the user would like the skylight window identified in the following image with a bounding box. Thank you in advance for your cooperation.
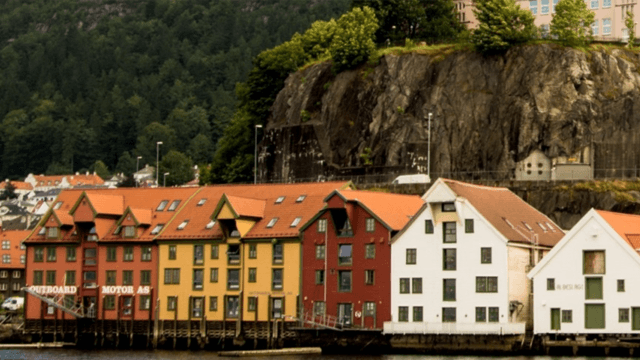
[267,218,278,228]
[157,200,169,211]
[53,202,63,210]
[206,220,216,229]
[296,195,306,203]
[538,222,547,231]
[197,198,207,206]
[290,217,302,227]
[546,222,556,232]
[151,224,164,235]
[523,222,533,231]
[168,200,181,211]
[275,196,285,204]
[502,217,514,229]
[177,220,189,230]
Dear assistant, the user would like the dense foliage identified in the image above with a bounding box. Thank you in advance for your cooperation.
[551,0,595,46]
[627,11,636,47]
[471,0,537,54]
[0,0,350,182]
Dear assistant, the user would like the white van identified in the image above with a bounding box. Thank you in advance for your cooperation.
[392,174,431,185]
[2,297,24,311]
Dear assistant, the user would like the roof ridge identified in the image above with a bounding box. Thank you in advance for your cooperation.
[444,179,510,191]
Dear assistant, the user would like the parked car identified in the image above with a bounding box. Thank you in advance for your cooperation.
[392,174,431,185]
[1,297,24,311]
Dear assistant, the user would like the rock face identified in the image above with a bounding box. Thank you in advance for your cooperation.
[259,44,640,183]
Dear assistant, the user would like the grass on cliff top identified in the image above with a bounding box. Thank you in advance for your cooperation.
[556,180,640,203]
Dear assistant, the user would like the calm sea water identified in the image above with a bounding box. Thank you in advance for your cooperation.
[0,351,627,360]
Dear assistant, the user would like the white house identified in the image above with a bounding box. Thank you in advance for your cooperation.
[528,209,640,335]
[385,178,564,335]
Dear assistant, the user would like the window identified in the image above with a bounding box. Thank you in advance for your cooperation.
[106,270,116,285]
[87,227,98,241]
[66,247,76,262]
[2,255,9,264]
[443,308,456,322]
[620,308,630,323]
[38,227,45,236]
[489,307,499,322]
[443,222,456,243]
[164,269,180,284]
[124,226,135,238]
[315,270,324,285]
[151,224,164,235]
[104,296,115,310]
[104,247,116,262]
[53,201,63,210]
[412,278,423,294]
[592,20,599,35]
[11,283,20,291]
[338,270,352,292]
[206,220,216,229]
[476,307,486,322]
[34,247,44,262]
[167,297,177,311]
[83,271,96,288]
[530,0,538,14]
[365,270,374,285]
[273,243,283,264]
[603,0,610,7]
[541,0,549,13]
[1,241,9,250]
[365,244,375,259]
[364,302,376,317]
[266,218,278,228]
[365,218,375,232]
[33,271,43,285]
[618,279,625,292]
[140,270,151,285]
[406,248,417,265]
[465,219,474,233]
[191,297,203,318]
[248,244,257,259]
[413,306,423,322]
[12,270,20,279]
[167,200,180,211]
[398,306,409,322]
[139,295,151,310]
[46,246,57,262]
[562,309,573,323]
[210,296,218,311]
[272,298,283,319]
[585,277,603,300]
[552,0,558,12]
[20,255,25,264]
[275,196,285,204]
[443,279,456,301]
[603,18,611,35]
[296,195,306,203]
[480,248,492,264]
[272,269,283,290]
[248,268,256,283]
[194,245,204,265]
[197,198,207,206]
[400,278,410,294]
[123,270,133,285]
[476,277,498,293]
[338,244,352,265]
[443,249,456,270]
[425,220,434,234]
[227,269,240,290]
[123,247,133,262]
[0,271,7,278]
[207,244,218,260]
[314,301,326,317]
[47,227,58,239]
[141,247,152,261]
[547,278,555,290]
[316,245,325,259]
[156,200,169,211]
[227,244,240,264]
[168,245,176,260]
[226,296,239,318]
[317,219,327,233]
[442,202,455,212]
[290,217,302,227]
[209,268,219,283]
[46,270,56,285]
[591,0,598,8]
[193,269,204,290]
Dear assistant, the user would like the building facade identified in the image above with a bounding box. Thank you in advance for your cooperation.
[0,229,28,300]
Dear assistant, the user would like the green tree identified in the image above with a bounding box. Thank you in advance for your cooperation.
[301,19,337,59]
[471,0,537,54]
[134,122,177,168]
[159,150,194,186]
[91,160,111,180]
[187,133,213,165]
[626,10,636,47]
[0,182,17,200]
[115,151,136,175]
[550,0,595,46]
[330,7,379,72]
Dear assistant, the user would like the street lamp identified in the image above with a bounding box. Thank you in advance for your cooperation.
[156,141,163,187]
[254,125,263,184]
[163,172,170,187]
[427,112,432,179]
[136,156,142,187]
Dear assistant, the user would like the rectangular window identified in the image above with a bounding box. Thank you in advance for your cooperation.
[227,269,240,290]
[46,270,56,285]
[12,270,20,278]
[338,244,352,265]
[443,279,456,301]
[33,270,43,285]
[191,297,203,318]
[338,270,352,292]
[406,248,417,265]
[547,278,555,290]
[398,306,409,322]
[530,0,538,14]
[1,241,8,250]
[167,296,177,311]
[442,202,455,212]
[193,269,204,290]
[443,307,456,322]
[364,302,376,317]
[412,278,423,294]
[603,0,611,7]
[465,219,474,233]
[365,270,374,285]
[46,246,56,262]
[413,306,423,322]
[140,270,151,285]
[315,270,324,285]
[592,20,599,35]
[271,298,283,319]
[618,279,625,292]
[585,277,603,300]
[365,244,375,259]
[141,247,152,261]
[210,268,219,282]
[169,245,176,260]
[489,307,499,322]
[365,218,375,232]
[481,248,492,264]
[591,0,598,8]
[123,247,133,262]
[443,249,456,270]
[314,301,326,317]
[425,219,434,234]
[443,222,456,243]
[65,271,75,286]
[248,244,257,259]
[541,0,549,13]
[227,244,240,264]
[34,247,44,262]
[620,308,630,323]
[168,200,181,211]
[247,268,256,283]
[164,268,180,285]
[226,296,239,318]
[83,271,96,288]
[138,295,151,310]
[194,245,204,265]
[122,270,133,285]
[562,309,573,323]
[400,278,410,294]
[104,295,115,310]
[211,244,219,259]
[476,277,498,293]
[124,226,135,238]
[106,270,116,285]
[317,219,327,233]
[552,0,558,12]
[603,18,611,35]
[584,250,605,274]
[248,297,257,312]
[272,268,283,290]
[476,307,486,322]
[316,245,325,259]
[66,247,76,262]
[47,227,58,239]
[210,296,218,311]
[273,244,283,264]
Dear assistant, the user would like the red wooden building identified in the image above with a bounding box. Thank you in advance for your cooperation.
[300,190,423,329]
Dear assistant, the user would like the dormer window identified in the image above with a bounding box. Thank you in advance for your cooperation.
[197,198,207,206]
[38,227,46,236]
[124,226,135,238]
[206,220,216,229]
[156,200,169,211]
[290,217,302,227]
[275,196,285,204]
[178,220,189,230]
[442,202,456,212]
[47,227,58,239]
[53,202,63,210]
[267,218,278,228]
[168,200,181,211]
[87,226,98,241]
[151,224,164,235]
[296,195,306,203]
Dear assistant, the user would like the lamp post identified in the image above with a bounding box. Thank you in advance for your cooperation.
[156,141,163,187]
[163,172,169,187]
[254,125,263,184]
[427,112,432,179]
[136,156,142,187]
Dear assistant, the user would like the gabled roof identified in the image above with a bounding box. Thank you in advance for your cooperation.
[129,208,152,225]
[0,181,33,191]
[215,195,266,219]
[69,192,124,217]
[596,210,640,249]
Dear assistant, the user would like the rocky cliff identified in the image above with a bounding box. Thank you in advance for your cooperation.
[258,44,640,183]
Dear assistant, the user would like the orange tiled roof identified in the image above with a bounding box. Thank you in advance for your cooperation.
[84,193,124,216]
[224,195,266,218]
[130,208,152,225]
[334,190,423,230]
[596,210,640,249]
[34,174,104,187]
[0,229,28,269]
[0,181,33,190]
[443,179,564,247]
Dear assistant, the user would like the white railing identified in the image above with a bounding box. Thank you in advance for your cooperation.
[383,321,525,335]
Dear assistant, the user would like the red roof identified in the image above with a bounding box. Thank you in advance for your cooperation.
[0,229,28,269]
[34,174,104,187]
[443,179,564,247]
[224,195,266,218]
[596,210,640,249]
[333,190,423,230]
[84,193,124,216]
[0,181,33,190]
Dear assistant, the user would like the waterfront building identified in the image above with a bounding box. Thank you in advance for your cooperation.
[299,190,423,329]
[385,178,564,336]
[0,228,28,300]
[529,209,640,335]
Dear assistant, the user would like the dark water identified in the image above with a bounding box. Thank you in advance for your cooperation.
[0,351,626,360]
